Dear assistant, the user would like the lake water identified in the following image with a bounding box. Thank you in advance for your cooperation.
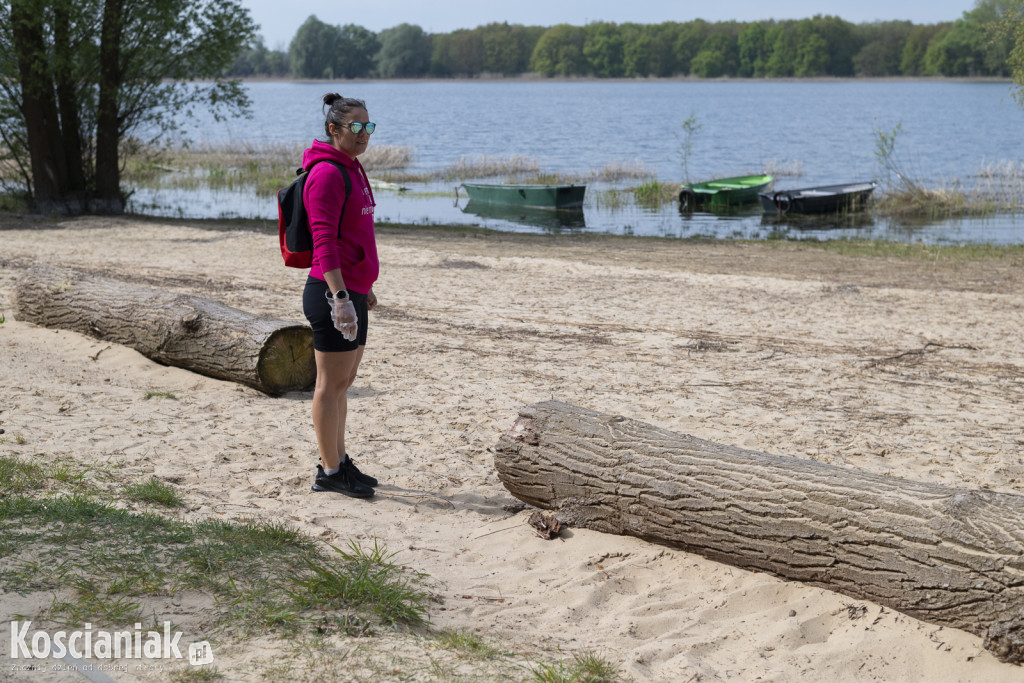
[128,80,1024,244]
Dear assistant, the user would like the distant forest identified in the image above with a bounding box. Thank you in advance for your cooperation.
[230,2,1017,79]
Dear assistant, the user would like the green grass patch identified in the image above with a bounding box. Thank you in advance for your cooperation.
[632,179,681,207]
[531,651,621,682]
[288,539,429,627]
[592,182,681,210]
[435,627,502,660]
[0,464,430,637]
[143,390,177,400]
[0,455,46,493]
[124,477,185,507]
[0,453,622,680]
[49,574,146,624]
[571,651,621,682]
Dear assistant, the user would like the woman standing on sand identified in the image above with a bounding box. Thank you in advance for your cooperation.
[300,93,379,498]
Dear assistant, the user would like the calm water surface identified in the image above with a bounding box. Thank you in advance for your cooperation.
[128,80,1024,244]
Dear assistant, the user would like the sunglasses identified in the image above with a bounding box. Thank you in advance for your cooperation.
[337,121,376,135]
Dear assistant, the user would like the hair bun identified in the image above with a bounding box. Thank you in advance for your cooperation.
[320,94,367,138]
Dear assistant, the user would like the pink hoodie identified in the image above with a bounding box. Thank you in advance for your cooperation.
[301,139,378,293]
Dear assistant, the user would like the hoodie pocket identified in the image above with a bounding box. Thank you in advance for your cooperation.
[338,240,365,267]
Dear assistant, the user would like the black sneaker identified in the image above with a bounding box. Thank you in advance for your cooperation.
[312,465,375,498]
[343,455,378,488]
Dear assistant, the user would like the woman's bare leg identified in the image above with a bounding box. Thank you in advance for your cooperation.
[312,347,364,470]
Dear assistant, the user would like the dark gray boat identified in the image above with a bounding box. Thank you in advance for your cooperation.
[759,181,876,215]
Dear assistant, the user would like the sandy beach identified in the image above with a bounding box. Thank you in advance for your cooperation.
[1,215,1023,682]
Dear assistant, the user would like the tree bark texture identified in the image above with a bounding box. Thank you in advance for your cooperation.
[15,265,314,395]
[494,401,1024,664]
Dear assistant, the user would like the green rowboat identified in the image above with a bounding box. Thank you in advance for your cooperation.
[461,182,586,209]
[679,174,773,210]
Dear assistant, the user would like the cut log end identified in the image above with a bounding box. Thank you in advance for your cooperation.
[258,326,316,394]
[16,264,316,396]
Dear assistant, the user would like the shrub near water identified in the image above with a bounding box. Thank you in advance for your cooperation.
[442,154,540,181]
[873,169,1024,220]
[123,141,415,197]
[871,122,1024,219]
[632,179,680,207]
[123,141,656,193]
[874,186,999,219]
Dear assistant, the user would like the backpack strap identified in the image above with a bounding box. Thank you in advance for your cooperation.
[305,159,352,238]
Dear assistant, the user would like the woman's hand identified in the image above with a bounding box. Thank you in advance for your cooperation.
[330,297,358,341]
[367,288,378,310]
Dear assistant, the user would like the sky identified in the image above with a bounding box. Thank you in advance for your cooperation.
[240,0,978,50]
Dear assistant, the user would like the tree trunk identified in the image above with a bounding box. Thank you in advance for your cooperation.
[10,0,72,212]
[93,0,125,214]
[51,2,88,200]
[494,401,1024,664]
[15,264,314,395]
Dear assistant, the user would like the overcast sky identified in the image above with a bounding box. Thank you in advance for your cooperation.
[241,0,977,49]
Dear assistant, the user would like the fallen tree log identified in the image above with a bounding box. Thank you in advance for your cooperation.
[15,264,314,395]
[495,400,1024,664]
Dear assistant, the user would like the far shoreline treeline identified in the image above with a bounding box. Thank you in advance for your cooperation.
[232,2,1015,80]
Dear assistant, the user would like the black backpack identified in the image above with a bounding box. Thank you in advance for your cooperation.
[278,160,351,268]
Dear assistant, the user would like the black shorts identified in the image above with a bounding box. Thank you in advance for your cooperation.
[302,276,369,352]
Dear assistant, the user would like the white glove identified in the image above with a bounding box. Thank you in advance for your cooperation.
[327,291,358,342]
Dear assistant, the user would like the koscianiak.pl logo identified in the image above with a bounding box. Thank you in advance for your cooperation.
[9,621,214,666]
